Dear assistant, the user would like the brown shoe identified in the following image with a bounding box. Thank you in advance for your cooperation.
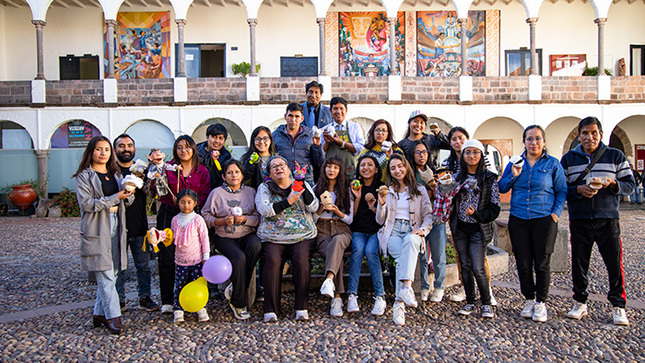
[92,315,107,328]
[106,317,123,335]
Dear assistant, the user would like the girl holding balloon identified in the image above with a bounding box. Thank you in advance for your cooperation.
[171,189,211,324]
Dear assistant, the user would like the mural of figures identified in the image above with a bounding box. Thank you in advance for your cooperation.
[104,12,171,79]
[417,11,486,77]
[339,12,405,77]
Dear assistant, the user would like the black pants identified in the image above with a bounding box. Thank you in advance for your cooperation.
[212,233,262,309]
[508,215,557,303]
[262,239,314,315]
[453,227,491,305]
[570,219,626,308]
[157,203,179,306]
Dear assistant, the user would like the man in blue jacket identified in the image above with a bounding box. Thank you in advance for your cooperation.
[272,102,323,184]
[560,117,634,326]
[301,81,332,130]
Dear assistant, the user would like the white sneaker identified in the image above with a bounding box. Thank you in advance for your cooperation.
[224,283,233,301]
[566,301,588,320]
[450,286,466,302]
[371,296,386,316]
[173,310,184,324]
[612,307,629,326]
[420,289,430,302]
[481,305,494,319]
[393,301,405,326]
[521,299,536,318]
[489,287,497,306]
[197,308,210,322]
[264,312,278,323]
[430,289,444,303]
[295,310,309,321]
[347,294,360,313]
[398,287,418,308]
[330,297,343,317]
[320,278,335,298]
[532,302,547,322]
[161,304,173,314]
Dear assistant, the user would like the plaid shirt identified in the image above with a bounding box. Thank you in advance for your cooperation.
[431,178,478,223]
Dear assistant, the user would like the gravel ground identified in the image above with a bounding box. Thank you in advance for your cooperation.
[0,207,644,362]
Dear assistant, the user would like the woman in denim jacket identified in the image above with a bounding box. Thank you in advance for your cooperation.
[499,125,567,322]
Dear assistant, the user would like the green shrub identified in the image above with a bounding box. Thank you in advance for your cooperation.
[52,187,80,217]
[583,66,613,76]
[231,62,261,77]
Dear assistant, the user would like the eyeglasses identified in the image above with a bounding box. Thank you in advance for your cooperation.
[374,128,388,134]
[176,146,192,152]
[463,150,482,156]
[525,137,543,143]
[414,150,428,155]
[270,162,287,171]
[255,136,271,143]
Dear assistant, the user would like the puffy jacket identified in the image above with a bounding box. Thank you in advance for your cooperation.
[272,125,324,183]
[197,141,232,190]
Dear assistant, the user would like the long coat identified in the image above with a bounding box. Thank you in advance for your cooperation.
[76,167,132,272]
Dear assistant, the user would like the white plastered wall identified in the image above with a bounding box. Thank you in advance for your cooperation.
[0,6,6,80]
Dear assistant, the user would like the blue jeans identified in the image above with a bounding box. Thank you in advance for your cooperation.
[348,231,385,297]
[93,212,121,319]
[116,236,153,300]
[630,187,642,203]
[453,228,491,305]
[387,219,423,297]
[418,223,447,290]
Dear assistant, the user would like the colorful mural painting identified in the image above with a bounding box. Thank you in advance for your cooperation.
[417,11,486,77]
[339,12,405,76]
[104,12,171,79]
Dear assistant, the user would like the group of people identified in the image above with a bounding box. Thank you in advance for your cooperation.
[75,78,634,334]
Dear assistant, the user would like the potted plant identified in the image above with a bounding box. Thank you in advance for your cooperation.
[231,62,261,77]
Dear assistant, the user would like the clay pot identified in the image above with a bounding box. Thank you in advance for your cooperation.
[8,184,38,210]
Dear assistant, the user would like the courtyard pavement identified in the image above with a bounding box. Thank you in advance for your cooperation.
[0,206,644,362]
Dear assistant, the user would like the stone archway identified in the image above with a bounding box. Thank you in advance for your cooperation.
[192,118,248,147]
[564,125,631,156]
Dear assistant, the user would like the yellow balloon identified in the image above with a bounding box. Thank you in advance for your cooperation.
[179,277,209,312]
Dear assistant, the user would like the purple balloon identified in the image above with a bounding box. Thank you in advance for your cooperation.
[202,255,232,284]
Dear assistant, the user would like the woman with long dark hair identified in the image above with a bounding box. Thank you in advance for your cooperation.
[242,126,278,189]
[499,125,567,322]
[74,136,134,334]
[441,126,469,174]
[359,119,403,181]
[156,135,210,314]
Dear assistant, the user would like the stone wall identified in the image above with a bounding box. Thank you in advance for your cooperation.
[260,77,312,103]
[542,77,597,102]
[402,77,459,103]
[0,81,32,106]
[118,79,174,105]
[611,76,645,102]
[187,78,247,104]
[46,80,103,106]
[332,77,388,103]
[473,76,529,103]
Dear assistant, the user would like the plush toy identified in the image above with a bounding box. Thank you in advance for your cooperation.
[292,160,308,192]
[231,206,243,217]
[351,179,361,190]
[147,148,179,197]
[364,193,376,204]
[381,141,392,153]
[129,159,149,179]
[248,152,260,165]
[418,165,435,187]
[320,191,334,207]
[211,150,222,171]
[144,227,173,253]
[122,174,144,192]
[312,126,323,138]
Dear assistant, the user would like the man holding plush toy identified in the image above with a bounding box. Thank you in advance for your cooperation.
[560,117,634,326]
[113,134,160,312]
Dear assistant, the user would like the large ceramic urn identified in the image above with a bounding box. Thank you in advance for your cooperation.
[8,184,37,210]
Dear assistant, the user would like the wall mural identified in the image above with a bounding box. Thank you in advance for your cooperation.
[338,12,405,76]
[104,12,171,79]
[417,11,486,77]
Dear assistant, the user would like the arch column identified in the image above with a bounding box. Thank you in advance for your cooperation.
[104,20,117,78]
[34,149,50,197]
[176,19,187,77]
[317,17,327,76]
[248,18,258,76]
[388,17,397,75]
[527,17,538,75]
[32,20,46,80]
[594,17,606,75]
[458,18,467,76]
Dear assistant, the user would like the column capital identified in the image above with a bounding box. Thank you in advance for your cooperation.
[247,18,258,26]
[34,149,50,158]
[526,17,538,25]
[176,19,187,27]
[31,20,46,27]
[594,17,607,25]
[316,17,326,24]
[457,17,468,24]
[387,16,397,23]
[104,19,117,26]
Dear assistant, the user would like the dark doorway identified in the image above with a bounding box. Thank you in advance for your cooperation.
[630,45,645,75]
[59,55,99,80]
[176,43,226,78]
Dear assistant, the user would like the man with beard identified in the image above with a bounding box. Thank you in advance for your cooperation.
[113,134,159,312]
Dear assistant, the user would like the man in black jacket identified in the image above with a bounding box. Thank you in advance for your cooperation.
[197,123,232,191]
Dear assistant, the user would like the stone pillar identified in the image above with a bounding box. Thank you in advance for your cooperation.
[105,20,117,79]
[32,20,46,80]
[527,17,539,75]
[458,18,468,76]
[317,17,327,76]
[594,18,607,75]
[176,19,187,77]
[248,18,258,77]
[388,17,397,75]
[34,149,50,197]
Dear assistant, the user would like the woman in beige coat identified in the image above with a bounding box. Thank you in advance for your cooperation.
[74,136,133,334]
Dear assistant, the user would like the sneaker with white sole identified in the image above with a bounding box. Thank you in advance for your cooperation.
[520,299,536,318]
[420,289,430,302]
[295,310,309,321]
[224,283,233,301]
[371,296,386,316]
[173,310,184,324]
[347,294,360,313]
[161,304,173,314]
[197,308,210,322]
[457,303,476,316]
[230,304,251,320]
[450,286,466,302]
[393,301,406,326]
[430,288,444,303]
[330,297,343,317]
[532,302,547,322]
[489,287,497,306]
[612,307,629,326]
[481,305,494,318]
[566,301,588,320]
[320,278,335,298]
[398,287,418,308]
[264,312,278,323]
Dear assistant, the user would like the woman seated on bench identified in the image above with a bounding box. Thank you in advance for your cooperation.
[255,156,319,322]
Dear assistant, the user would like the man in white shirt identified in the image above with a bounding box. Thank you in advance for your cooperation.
[322,97,365,178]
